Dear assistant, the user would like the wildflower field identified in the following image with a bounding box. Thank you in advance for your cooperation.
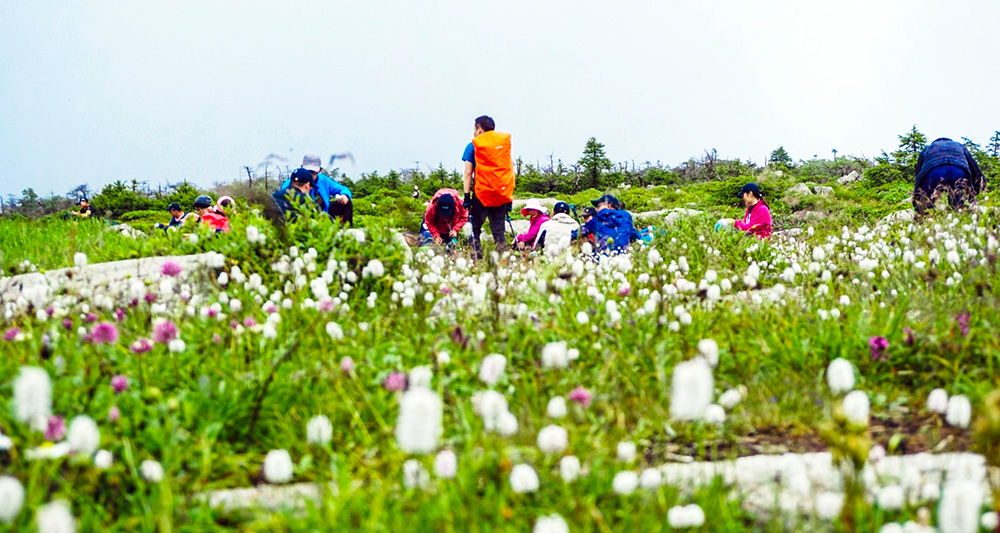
[1,196,999,532]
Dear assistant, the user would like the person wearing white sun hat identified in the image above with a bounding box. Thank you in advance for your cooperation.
[515,199,550,251]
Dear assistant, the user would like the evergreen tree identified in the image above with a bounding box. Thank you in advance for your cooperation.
[988,131,1000,158]
[768,146,793,168]
[578,137,611,190]
[898,125,927,156]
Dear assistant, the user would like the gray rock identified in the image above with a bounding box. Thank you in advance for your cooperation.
[813,186,834,197]
[787,183,812,196]
[837,171,860,186]
[877,209,915,228]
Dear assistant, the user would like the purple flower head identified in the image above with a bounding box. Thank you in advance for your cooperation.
[144,293,157,304]
[85,313,98,323]
[45,415,66,441]
[161,261,182,277]
[130,337,153,354]
[108,405,121,422]
[568,386,592,408]
[263,302,277,314]
[212,333,222,344]
[230,320,240,330]
[114,308,126,322]
[618,287,632,297]
[340,356,355,374]
[903,327,914,347]
[152,320,178,344]
[242,316,258,328]
[2,327,20,342]
[319,298,335,313]
[440,286,453,295]
[45,306,55,316]
[91,321,120,344]
[869,336,889,361]
[129,298,139,307]
[61,318,74,330]
[956,312,970,337]
[383,371,407,392]
[111,375,128,393]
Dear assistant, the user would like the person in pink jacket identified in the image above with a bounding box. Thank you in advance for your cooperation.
[515,199,550,251]
[729,182,772,239]
[421,188,469,245]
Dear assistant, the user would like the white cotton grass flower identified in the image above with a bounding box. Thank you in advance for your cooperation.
[826,358,855,394]
[0,476,25,523]
[575,311,589,324]
[842,390,870,426]
[141,459,164,482]
[926,388,949,414]
[876,484,904,510]
[814,491,844,520]
[981,512,999,531]
[696,339,719,367]
[718,388,743,410]
[533,513,569,533]
[616,441,637,462]
[702,404,726,425]
[262,449,294,484]
[433,449,457,479]
[478,354,506,385]
[473,390,509,432]
[938,480,983,533]
[167,338,186,353]
[944,394,972,428]
[559,455,581,482]
[612,471,639,495]
[306,415,333,446]
[536,425,569,455]
[670,358,714,421]
[541,341,570,369]
[94,450,113,469]
[666,504,705,528]
[395,388,443,455]
[362,259,385,278]
[36,500,76,533]
[402,459,430,489]
[497,411,519,436]
[25,442,71,461]
[546,396,567,419]
[14,366,52,431]
[408,366,433,389]
[66,415,100,455]
[879,524,903,533]
[74,252,88,268]
[639,468,662,490]
[325,322,344,341]
[510,464,540,493]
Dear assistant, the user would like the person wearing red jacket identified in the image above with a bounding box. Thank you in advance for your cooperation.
[728,183,772,239]
[421,188,468,245]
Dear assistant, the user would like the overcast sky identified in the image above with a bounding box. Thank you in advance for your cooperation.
[2,1,998,199]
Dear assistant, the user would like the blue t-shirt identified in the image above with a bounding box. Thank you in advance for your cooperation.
[462,142,475,168]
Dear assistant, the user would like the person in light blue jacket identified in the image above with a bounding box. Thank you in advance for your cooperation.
[279,153,354,226]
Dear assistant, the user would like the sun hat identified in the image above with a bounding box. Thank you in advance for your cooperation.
[193,195,213,208]
[436,193,456,216]
[291,168,313,183]
[520,199,548,217]
[216,196,235,211]
[302,154,322,173]
[167,202,182,212]
[553,201,570,215]
[738,183,762,197]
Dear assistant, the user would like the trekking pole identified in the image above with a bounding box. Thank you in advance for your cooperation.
[569,204,581,224]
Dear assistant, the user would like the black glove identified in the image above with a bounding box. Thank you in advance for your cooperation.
[463,193,472,210]
[505,202,513,213]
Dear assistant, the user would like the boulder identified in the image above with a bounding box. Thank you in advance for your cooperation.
[813,186,834,197]
[877,209,915,228]
[837,171,860,186]
[790,210,824,223]
[787,183,812,196]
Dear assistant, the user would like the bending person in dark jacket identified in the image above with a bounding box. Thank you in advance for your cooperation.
[581,195,640,253]
[273,168,328,221]
[279,153,354,226]
[913,138,985,215]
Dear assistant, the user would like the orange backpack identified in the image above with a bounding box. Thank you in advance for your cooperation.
[472,131,515,207]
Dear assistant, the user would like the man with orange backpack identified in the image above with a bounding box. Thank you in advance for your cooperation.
[462,115,515,256]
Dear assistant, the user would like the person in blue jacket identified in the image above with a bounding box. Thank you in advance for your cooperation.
[273,168,327,220]
[913,138,986,215]
[279,153,354,226]
[581,194,641,253]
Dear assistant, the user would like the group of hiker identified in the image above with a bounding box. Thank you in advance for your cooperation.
[67,119,985,254]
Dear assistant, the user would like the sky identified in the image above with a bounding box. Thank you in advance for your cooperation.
[2,0,999,199]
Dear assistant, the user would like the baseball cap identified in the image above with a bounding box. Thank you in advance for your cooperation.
[193,195,213,208]
[302,154,322,173]
[167,203,182,212]
[291,168,314,183]
[582,207,597,217]
[590,194,620,208]
[436,193,456,216]
[738,183,762,197]
[553,201,570,215]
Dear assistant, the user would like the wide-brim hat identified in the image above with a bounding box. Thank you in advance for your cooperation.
[520,199,548,217]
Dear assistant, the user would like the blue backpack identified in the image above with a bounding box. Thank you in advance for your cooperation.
[584,209,639,252]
